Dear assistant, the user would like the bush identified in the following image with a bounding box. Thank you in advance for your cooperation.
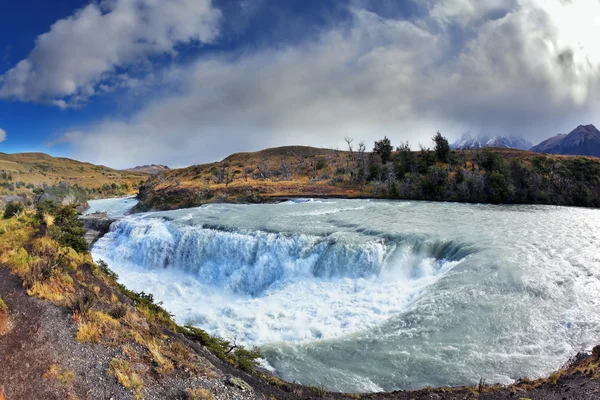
[180,324,262,371]
[3,201,24,219]
[48,205,88,253]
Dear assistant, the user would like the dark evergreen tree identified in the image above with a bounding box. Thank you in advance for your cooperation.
[433,131,450,163]
[373,136,393,164]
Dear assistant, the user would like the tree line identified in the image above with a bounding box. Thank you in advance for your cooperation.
[339,132,600,207]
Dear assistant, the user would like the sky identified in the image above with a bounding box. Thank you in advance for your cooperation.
[0,0,599,169]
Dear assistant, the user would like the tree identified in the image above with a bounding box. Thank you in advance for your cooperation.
[373,136,393,164]
[396,141,416,177]
[433,131,450,163]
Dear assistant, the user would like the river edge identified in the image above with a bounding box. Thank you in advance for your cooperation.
[78,200,600,399]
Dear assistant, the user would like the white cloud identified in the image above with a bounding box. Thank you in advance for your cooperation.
[51,0,600,168]
[0,129,6,143]
[0,0,221,106]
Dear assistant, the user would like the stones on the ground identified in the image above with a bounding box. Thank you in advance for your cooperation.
[225,375,253,392]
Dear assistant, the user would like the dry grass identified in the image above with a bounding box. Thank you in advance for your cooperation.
[145,338,174,374]
[0,298,6,335]
[108,358,143,399]
[27,278,74,304]
[186,388,215,400]
[76,322,102,344]
[43,364,75,385]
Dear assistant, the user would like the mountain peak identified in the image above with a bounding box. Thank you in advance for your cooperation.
[531,124,600,157]
[451,133,532,150]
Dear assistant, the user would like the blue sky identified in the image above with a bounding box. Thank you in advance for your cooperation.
[0,0,599,168]
[0,0,351,155]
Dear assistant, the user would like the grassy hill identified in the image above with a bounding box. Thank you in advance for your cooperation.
[0,152,147,204]
[135,144,600,211]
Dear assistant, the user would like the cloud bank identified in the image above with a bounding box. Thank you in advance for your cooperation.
[0,0,221,108]
[6,0,600,168]
[0,129,6,143]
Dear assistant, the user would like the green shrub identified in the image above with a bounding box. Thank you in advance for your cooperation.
[3,201,24,219]
[179,324,262,371]
[48,205,88,253]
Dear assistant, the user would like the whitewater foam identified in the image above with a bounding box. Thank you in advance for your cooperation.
[93,215,466,345]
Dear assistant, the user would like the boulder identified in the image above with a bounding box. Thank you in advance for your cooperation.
[82,212,116,247]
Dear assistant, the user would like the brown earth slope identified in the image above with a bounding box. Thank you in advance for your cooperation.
[0,152,146,200]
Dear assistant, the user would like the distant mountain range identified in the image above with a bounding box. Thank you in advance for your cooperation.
[125,164,170,175]
[451,134,533,150]
[530,124,600,157]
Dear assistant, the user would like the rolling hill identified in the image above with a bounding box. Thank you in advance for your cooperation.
[0,152,147,204]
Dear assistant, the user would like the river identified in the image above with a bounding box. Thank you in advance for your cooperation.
[88,198,600,393]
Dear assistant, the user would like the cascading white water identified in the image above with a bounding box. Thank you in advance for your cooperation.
[95,216,470,296]
[91,199,600,393]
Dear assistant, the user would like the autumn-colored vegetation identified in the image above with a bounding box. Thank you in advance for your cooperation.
[136,136,600,211]
[0,152,146,204]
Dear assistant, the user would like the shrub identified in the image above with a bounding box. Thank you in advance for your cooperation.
[180,324,262,371]
[48,205,88,253]
[3,201,24,219]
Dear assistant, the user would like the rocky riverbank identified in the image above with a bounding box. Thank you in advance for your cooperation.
[82,212,116,246]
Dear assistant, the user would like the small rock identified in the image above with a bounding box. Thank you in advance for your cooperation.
[225,375,253,392]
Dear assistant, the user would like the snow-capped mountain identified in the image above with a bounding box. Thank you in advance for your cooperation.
[531,124,600,157]
[451,133,533,150]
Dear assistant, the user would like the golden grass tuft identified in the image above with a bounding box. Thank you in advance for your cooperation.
[108,358,143,399]
[27,280,68,303]
[76,310,124,344]
[0,299,6,335]
[186,388,215,400]
[145,338,174,374]
[43,364,75,385]
[76,322,101,344]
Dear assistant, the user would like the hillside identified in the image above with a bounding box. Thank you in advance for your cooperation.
[135,144,600,211]
[531,124,600,157]
[0,152,147,204]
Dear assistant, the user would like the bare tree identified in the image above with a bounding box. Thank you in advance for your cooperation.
[257,163,269,181]
[279,158,292,181]
[218,162,233,186]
